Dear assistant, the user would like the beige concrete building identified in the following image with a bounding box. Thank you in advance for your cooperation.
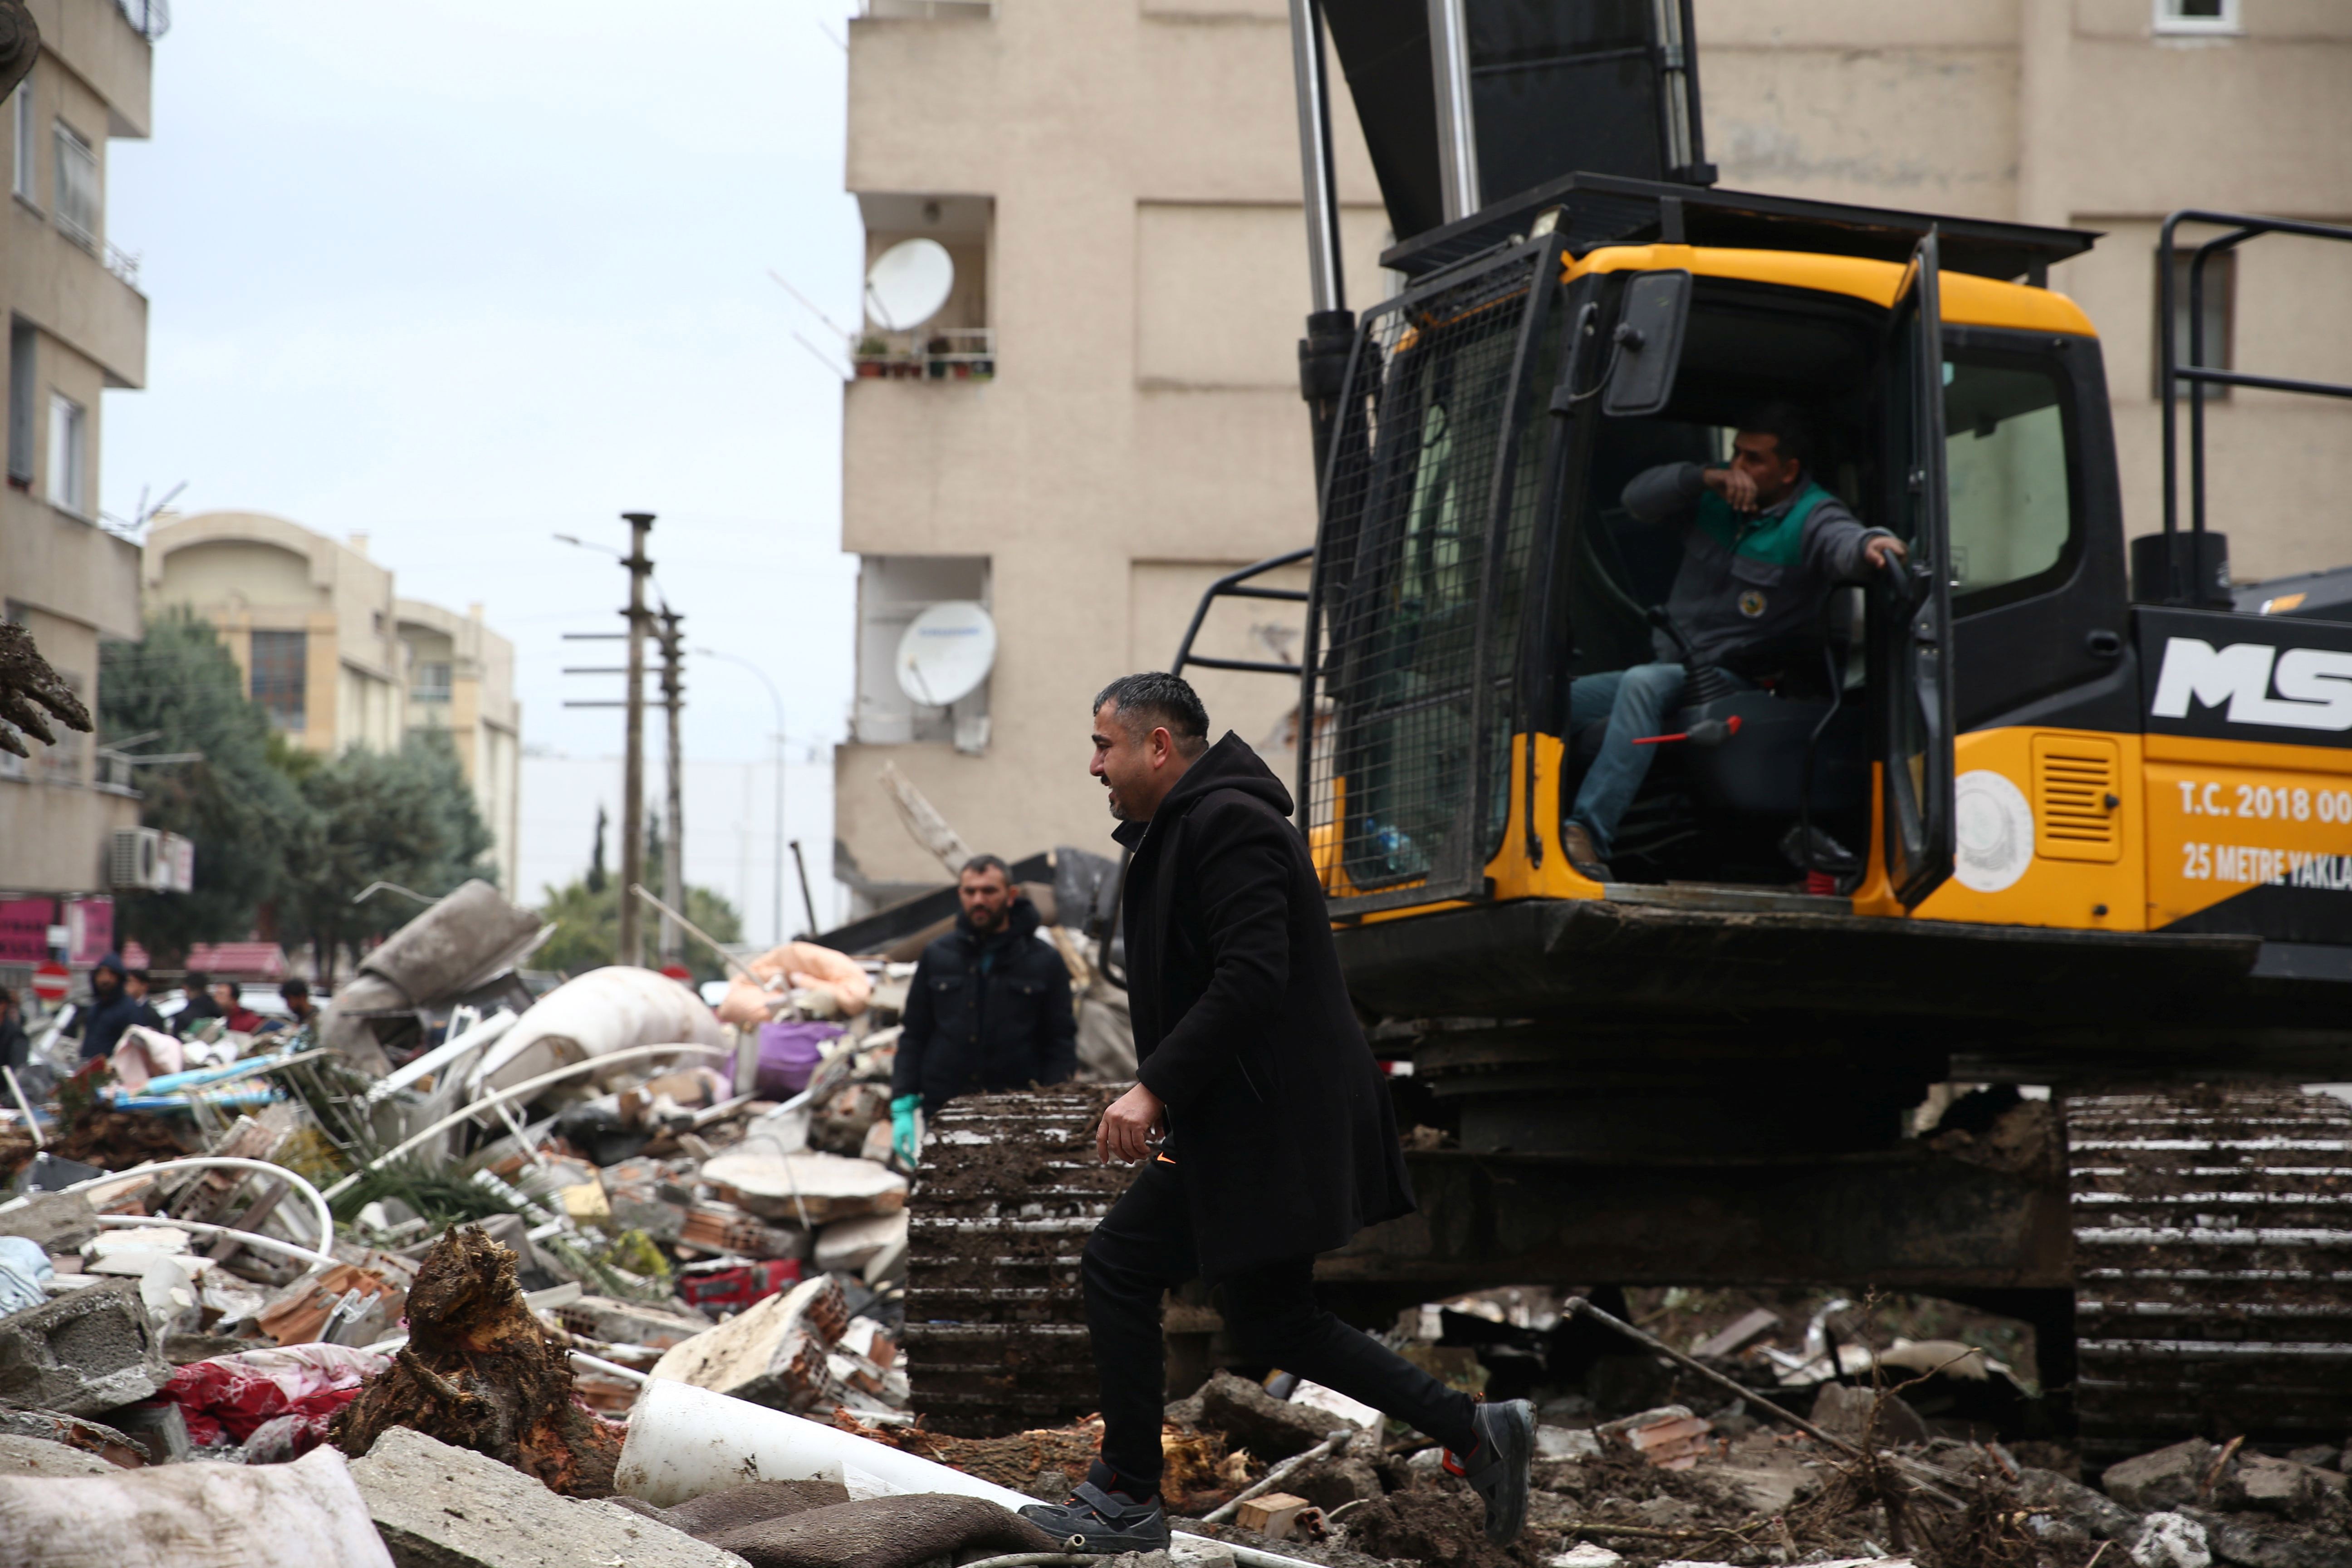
[0,0,160,908]
[143,511,524,890]
[834,0,1386,904]
[146,511,407,755]
[832,0,2352,903]
[396,597,521,895]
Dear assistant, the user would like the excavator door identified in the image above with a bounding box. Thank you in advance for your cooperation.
[1879,232,1959,907]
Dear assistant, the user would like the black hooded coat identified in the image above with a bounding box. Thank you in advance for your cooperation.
[893,896,1078,1114]
[1112,732,1414,1278]
[74,953,142,1063]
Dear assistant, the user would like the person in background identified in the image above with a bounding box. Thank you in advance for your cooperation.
[210,979,263,1034]
[0,989,27,1073]
[174,969,223,1036]
[122,968,167,1036]
[890,853,1079,1163]
[74,954,140,1062]
[261,977,319,1039]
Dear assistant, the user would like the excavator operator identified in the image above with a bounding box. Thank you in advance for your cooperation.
[1562,404,1907,882]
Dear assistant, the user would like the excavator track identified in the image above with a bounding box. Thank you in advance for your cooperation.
[2068,1083,2352,1467]
[902,1083,1123,1437]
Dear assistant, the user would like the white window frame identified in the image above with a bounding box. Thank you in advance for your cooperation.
[51,118,98,248]
[9,77,32,203]
[2155,0,2242,36]
[46,391,86,516]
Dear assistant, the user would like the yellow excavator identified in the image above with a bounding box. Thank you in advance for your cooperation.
[906,2,2352,1470]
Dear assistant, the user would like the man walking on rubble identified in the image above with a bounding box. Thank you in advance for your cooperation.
[889,853,1078,1164]
[1017,674,1533,1554]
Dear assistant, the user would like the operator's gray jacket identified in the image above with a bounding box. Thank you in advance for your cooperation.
[1622,461,1895,669]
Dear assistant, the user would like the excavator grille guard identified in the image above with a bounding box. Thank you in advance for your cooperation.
[1298,235,1564,913]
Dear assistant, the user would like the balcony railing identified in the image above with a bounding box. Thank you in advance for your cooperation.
[867,0,994,18]
[103,243,141,289]
[852,327,994,382]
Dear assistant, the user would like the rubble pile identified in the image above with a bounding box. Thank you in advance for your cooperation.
[0,882,2339,1566]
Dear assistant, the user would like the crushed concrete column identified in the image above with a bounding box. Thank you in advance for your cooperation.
[0,1278,170,1415]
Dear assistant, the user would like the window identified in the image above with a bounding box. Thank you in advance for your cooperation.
[51,120,97,248]
[9,76,31,201]
[6,320,31,485]
[45,392,84,514]
[2155,0,2240,34]
[1945,357,2078,607]
[2153,249,2234,401]
[249,631,309,730]
[412,662,453,702]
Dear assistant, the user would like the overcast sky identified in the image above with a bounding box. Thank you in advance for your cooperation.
[100,0,864,914]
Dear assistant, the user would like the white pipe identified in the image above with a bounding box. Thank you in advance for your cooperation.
[58,1156,335,1263]
[93,1213,340,1270]
[322,1043,730,1202]
[571,1349,650,1385]
[612,1381,1329,1568]
[364,1008,519,1105]
[3,1066,43,1148]
[350,1335,650,1393]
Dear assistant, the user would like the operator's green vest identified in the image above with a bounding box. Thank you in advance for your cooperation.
[1695,480,1833,568]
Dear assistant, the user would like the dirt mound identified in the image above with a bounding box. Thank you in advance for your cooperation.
[1342,1490,1541,1568]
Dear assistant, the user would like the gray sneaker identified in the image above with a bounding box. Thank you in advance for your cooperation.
[1445,1398,1535,1544]
[1018,1480,1171,1555]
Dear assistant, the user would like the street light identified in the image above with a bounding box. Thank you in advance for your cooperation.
[695,647,788,946]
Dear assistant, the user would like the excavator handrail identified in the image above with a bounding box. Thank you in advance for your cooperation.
[1089,544,1319,993]
[2159,209,2352,605]
[1168,546,1315,681]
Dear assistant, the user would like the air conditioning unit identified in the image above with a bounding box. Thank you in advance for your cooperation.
[107,827,167,891]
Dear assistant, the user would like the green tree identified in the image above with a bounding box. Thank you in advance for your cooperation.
[97,611,308,962]
[276,730,495,980]
[536,812,744,981]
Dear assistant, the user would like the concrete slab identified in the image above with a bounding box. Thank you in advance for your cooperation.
[349,1426,748,1568]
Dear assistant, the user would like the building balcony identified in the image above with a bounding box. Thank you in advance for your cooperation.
[852,327,994,382]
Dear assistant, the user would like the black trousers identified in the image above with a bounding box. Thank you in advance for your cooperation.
[1081,1156,1480,1496]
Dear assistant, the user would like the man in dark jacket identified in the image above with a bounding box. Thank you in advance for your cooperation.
[173,970,224,1036]
[890,854,1078,1157]
[72,953,140,1062]
[1564,403,1906,881]
[1017,674,1532,1554]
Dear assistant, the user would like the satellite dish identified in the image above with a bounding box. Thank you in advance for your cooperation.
[896,601,997,707]
[865,238,956,332]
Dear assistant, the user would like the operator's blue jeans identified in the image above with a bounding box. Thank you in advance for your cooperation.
[1567,662,1686,856]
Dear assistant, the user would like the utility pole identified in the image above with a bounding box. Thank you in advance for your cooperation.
[656,607,686,965]
[617,511,655,968]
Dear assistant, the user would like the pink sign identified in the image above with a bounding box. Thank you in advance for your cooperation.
[66,897,114,965]
[0,899,53,965]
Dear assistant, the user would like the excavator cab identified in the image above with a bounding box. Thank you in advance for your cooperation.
[1293,195,2109,926]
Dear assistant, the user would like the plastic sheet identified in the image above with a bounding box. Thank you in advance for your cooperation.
[158,1342,390,1451]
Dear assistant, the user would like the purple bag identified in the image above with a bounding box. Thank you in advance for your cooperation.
[755,1020,843,1098]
